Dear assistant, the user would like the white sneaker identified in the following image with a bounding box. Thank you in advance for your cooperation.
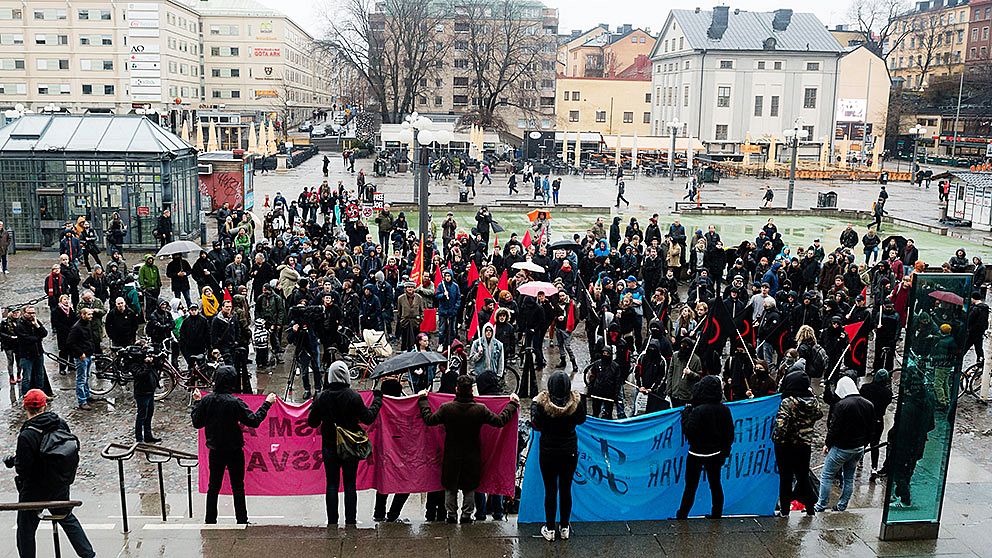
[541,525,555,541]
[560,526,570,540]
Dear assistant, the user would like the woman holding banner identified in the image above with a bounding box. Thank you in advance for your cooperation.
[531,372,587,541]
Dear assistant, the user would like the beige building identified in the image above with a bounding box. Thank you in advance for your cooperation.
[558,24,656,78]
[888,0,970,90]
[556,75,652,136]
[835,45,891,162]
[0,0,333,135]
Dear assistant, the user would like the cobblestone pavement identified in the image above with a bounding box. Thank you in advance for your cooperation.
[1,153,991,556]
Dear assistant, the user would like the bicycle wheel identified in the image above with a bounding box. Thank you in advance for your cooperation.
[958,363,981,400]
[582,363,595,389]
[503,367,520,395]
[88,355,118,397]
[154,367,178,401]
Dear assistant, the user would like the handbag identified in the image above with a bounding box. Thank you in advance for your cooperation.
[335,424,372,461]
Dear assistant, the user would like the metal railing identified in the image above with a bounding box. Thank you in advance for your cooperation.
[0,500,82,558]
[100,442,198,532]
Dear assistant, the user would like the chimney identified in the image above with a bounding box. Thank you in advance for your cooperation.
[772,8,793,31]
[695,6,701,13]
[708,6,730,40]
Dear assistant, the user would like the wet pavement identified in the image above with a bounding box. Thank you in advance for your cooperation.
[2,158,992,555]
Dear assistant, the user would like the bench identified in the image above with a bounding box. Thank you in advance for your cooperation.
[581,168,608,179]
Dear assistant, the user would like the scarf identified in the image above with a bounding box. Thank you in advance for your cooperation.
[201,293,219,317]
[58,301,71,315]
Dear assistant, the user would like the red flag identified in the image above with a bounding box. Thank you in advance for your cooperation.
[497,269,509,291]
[434,265,442,288]
[537,227,545,247]
[411,236,424,287]
[467,282,493,339]
[467,260,479,286]
[222,288,233,303]
[565,301,576,332]
[844,320,870,374]
[522,230,532,248]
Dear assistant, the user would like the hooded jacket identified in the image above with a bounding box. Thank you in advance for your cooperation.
[681,376,734,457]
[772,371,823,446]
[531,372,586,455]
[191,366,272,451]
[825,376,875,450]
[14,411,73,500]
[470,323,504,376]
[307,361,383,453]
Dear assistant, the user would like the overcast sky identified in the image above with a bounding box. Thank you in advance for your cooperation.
[257,0,850,39]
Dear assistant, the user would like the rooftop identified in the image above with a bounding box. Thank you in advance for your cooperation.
[0,115,194,155]
[663,8,843,54]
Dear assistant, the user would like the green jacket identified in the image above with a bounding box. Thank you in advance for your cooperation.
[76,298,106,342]
[375,211,394,234]
[138,263,161,291]
[666,351,701,401]
[255,292,286,326]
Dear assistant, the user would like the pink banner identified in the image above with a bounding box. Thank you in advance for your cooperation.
[196,393,519,497]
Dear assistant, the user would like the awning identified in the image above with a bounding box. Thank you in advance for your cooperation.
[380,123,505,145]
[602,135,706,152]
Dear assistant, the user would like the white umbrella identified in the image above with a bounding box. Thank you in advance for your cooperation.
[512,261,545,274]
[631,133,638,169]
[156,240,203,257]
[207,121,219,151]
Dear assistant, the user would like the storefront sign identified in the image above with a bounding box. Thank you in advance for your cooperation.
[136,206,151,217]
[254,89,279,99]
[11,201,21,215]
[252,47,281,57]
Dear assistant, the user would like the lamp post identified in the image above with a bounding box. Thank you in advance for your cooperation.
[397,113,451,242]
[782,121,808,210]
[667,119,682,181]
[908,123,926,185]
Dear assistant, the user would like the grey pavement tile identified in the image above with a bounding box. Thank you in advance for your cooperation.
[341,536,448,558]
[450,536,557,558]
[554,521,629,536]
[557,534,664,558]
[859,535,977,557]
[656,531,774,557]
[628,517,763,534]
[756,528,878,558]
[232,536,344,556]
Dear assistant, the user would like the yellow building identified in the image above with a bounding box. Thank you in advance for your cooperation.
[835,45,891,163]
[888,0,970,90]
[556,75,652,135]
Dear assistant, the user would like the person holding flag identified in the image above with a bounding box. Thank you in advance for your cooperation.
[436,269,461,350]
[553,291,578,373]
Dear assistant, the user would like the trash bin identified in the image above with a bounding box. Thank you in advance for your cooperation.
[458,186,469,203]
[701,167,720,183]
[817,191,838,208]
[879,171,889,185]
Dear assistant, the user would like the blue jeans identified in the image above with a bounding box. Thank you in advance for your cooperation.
[135,394,155,441]
[816,447,864,511]
[19,356,45,394]
[74,356,92,405]
[438,314,457,348]
[759,341,777,367]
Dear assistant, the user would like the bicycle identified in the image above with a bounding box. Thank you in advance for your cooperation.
[88,342,216,403]
[341,327,391,382]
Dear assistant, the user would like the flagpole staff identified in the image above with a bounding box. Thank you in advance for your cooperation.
[734,325,757,368]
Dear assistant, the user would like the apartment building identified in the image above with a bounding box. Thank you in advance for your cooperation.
[965,0,992,63]
[887,0,970,90]
[558,24,656,78]
[0,0,332,133]
[650,7,844,154]
[556,73,652,136]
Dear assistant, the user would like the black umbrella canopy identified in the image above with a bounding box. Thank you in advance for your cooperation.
[881,235,907,253]
[550,239,581,252]
[369,350,448,380]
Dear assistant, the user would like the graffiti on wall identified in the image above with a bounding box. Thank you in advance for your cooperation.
[198,171,245,211]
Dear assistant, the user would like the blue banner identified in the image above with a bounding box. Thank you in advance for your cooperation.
[518,395,782,523]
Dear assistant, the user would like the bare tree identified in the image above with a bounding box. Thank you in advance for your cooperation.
[908,14,946,91]
[457,0,552,131]
[316,0,448,124]
[849,0,912,61]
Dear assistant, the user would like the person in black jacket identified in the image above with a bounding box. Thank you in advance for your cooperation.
[155,208,173,248]
[307,361,383,526]
[146,299,175,346]
[859,369,893,479]
[965,291,989,362]
[14,306,50,396]
[65,308,96,410]
[814,376,874,512]
[676,375,735,519]
[209,300,240,366]
[166,253,193,306]
[105,297,139,348]
[587,344,621,419]
[125,344,161,443]
[636,340,670,413]
[530,371,586,541]
[191,366,275,524]
[178,304,210,367]
[8,389,95,558]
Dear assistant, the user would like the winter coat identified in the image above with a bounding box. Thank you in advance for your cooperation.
[307,365,383,453]
[435,280,461,317]
[418,393,518,491]
[178,313,210,357]
[667,350,701,401]
[531,389,586,455]
[65,319,96,359]
[14,412,73,500]
[772,371,823,446]
[14,317,47,359]
[825,377,875,450]
[470,325,504,376]
[681,376,734,457]
[191,366,272,451]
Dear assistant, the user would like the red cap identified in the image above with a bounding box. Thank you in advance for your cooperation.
[22,389,48,410]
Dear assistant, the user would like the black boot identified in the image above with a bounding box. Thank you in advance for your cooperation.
[556,358,566,369]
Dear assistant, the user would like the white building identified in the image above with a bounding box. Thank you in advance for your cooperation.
[650,7,845,156]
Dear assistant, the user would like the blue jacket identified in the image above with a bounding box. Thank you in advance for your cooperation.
[435,280,461,316]
[762,262,782,296]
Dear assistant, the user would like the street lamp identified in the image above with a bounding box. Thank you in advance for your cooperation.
[398,113,451,242]
[782,121,809,210]
[909,123,927,185]
[666,119,682,181]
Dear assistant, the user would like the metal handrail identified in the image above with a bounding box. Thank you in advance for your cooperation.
[100,442,198,531]
[0,500,82,558]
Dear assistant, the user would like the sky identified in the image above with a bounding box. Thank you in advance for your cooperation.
[256,0,850,39]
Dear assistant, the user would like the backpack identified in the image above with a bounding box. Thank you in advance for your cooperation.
[27,423,80,485]
[807,344,828,378]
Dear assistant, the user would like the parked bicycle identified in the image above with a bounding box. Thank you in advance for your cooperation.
[88,341,217,403]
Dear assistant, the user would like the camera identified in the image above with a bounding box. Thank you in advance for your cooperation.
[3,455,14,468]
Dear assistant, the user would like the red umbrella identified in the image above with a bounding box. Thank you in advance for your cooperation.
[928,290,964,306]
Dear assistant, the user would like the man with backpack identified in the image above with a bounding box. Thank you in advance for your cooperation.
[6,389,95,558]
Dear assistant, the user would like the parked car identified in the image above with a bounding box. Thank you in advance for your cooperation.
[310,125,327,138]
[298,121,313,132]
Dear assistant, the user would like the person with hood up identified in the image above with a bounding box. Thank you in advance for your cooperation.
[470,323,504,378]
[667,337,702,408]
[146,299,176,346]
[814,376,874,512]
[531,371,587,541]
[587,343,621,418]
[307,361,383,526]
[676,376,735,519]
[772,370,823,516]
[635,339,670,413]
[191,367,276,523]
[418,376,519,524]
[859,369,893,480]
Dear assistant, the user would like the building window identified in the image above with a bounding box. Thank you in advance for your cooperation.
[454,40,468,50]
[679,37,684,49]
[34,9,67,20]
[770,95,780,116]
[0,83,26,94]
[79,35,111,46]
[419,96,427,106]
[210,47,239,56]
[0,8,23,19]
[684,85,690,107]
[454,77,469,86]
[806,62,820,71]
[717,86,731,107]
[802,125,814,139]
[82,84,93,95]
[453,95,468,105]
[540,96,555,107]
[454,59,469,69]
[623,112,634,123]
[38,84,70,95]
[36,34,69,46]
[644,93,651,103]
[104,85,114,95]
[568,110,579,122]
[774,61,782,70]
[0,34,23,45]
[563,91,569,101]
[643,112,651,123]
[803,88,817,109]
[36,59,69,70]
[595,111,606,122]
[434,96,443,106]
[209,24,239,36]
[684,60,690,69]
[572,91,580,99]
[540,79,554,89]
[715,124,728,140]
[754,95,763,116]
[757,61,766,69]
[78,9,111,20]
[0,59,24,70]
[719,60,734,69]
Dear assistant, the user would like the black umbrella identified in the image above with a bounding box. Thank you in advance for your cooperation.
[550,239,581,252]
[491,221,506,233]
[369,350,448,380]
[881,235,907,253]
